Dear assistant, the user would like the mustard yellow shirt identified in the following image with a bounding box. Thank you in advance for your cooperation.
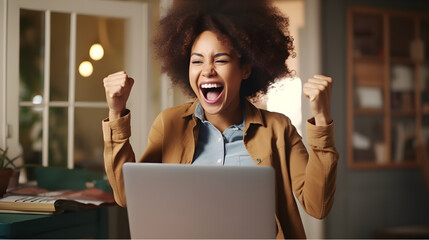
[102,100,339,239]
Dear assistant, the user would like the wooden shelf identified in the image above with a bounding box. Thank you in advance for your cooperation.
[390,109,416,116]
[354,55,384,63]
[390,57,416,64]
[354,108,384,115]
[348,160,420,169]
[347,7,428,170]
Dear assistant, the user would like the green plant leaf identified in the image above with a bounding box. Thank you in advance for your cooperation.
[0,147,21,169]
[4,157,17,169]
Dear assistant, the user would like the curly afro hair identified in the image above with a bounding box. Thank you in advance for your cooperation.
[153,0,295,99]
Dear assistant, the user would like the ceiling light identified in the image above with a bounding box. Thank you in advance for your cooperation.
[89,43,104,61]
[79,61,93,77]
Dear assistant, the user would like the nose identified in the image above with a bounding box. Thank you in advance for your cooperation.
[202,62,216,78]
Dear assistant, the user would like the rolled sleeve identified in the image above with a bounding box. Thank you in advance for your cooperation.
[102,110,131,142]
[306,118,335,148]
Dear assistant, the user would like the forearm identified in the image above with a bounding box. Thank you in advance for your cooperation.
[109,108,129,122]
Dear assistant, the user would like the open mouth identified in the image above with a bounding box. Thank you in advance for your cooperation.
[200,83,224,103]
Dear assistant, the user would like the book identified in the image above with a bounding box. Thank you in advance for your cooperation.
[0,187,115,214]
[0,195,106,214]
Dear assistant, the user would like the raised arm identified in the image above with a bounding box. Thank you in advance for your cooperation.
[290,74,338,218]
[102,71,135,206]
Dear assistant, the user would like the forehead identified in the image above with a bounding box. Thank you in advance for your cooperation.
[191,30,233,53]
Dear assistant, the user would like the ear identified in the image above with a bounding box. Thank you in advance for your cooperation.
[241,63,252,80]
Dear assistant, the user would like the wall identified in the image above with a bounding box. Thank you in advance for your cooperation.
[0,0,6,149]
[322,0,429,238]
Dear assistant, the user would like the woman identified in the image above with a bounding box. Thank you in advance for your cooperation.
[102,0,339,238]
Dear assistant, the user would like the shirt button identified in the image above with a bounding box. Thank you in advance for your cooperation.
[218,137,222,142]
[217,159,222,164]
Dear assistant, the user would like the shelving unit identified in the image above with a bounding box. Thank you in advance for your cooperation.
[347,7,429,169]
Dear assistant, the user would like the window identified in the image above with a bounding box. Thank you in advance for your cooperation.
[3,0,149,177]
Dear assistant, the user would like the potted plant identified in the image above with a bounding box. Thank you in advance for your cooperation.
[0,147,20,197]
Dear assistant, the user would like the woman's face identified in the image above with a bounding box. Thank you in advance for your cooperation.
[189,30,250,117]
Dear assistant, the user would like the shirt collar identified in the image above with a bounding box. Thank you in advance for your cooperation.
[243,99,265,130]
[194,102,206,121]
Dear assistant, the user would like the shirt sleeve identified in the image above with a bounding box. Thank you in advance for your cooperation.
[306,117,336,149]
[289,118,339,219]
[102,110,135,207]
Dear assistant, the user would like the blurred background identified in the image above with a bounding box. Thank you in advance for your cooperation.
[1,0,429,238]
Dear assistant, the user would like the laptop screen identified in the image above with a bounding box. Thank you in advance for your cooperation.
[123,163,276,239]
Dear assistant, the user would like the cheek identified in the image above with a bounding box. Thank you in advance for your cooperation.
[188,72,199,92]
[225,69,244,87]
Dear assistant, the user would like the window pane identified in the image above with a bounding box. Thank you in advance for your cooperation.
[75,15,125,102]
[74,108,108,171]
[50,12,70,101]
[19,106,43,180]
[49,107,68,167]
[20,9,45,102]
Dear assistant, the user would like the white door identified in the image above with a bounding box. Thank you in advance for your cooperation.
[4,0,149,173]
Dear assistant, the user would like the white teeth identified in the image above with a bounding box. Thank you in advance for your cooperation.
[201,83,222,89]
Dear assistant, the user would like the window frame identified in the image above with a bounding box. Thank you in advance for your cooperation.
[3,0,150,168]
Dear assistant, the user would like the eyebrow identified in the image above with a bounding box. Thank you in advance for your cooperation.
[191,52,232,58]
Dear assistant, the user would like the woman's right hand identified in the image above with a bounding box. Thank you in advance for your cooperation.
[103,71,134,121]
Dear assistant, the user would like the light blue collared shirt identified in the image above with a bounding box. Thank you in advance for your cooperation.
[192,103,254,166]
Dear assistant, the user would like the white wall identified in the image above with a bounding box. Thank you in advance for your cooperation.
[0,0,6,149]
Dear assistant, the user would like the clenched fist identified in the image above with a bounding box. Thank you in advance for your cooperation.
[303,75,333,126]
[103,71,134,121]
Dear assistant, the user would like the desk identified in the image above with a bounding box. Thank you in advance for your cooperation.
[0,207,109,238]
[374,225,429,239]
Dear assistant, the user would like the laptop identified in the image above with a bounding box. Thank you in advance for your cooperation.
[123,163,276,239]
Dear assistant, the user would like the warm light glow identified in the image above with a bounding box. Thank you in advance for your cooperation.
[79,61,93,77]
[32,95,43,104]
[89,43,104,61]
[267,77,302,135]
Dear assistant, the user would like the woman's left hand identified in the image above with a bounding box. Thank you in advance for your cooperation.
[303,75,333,126]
